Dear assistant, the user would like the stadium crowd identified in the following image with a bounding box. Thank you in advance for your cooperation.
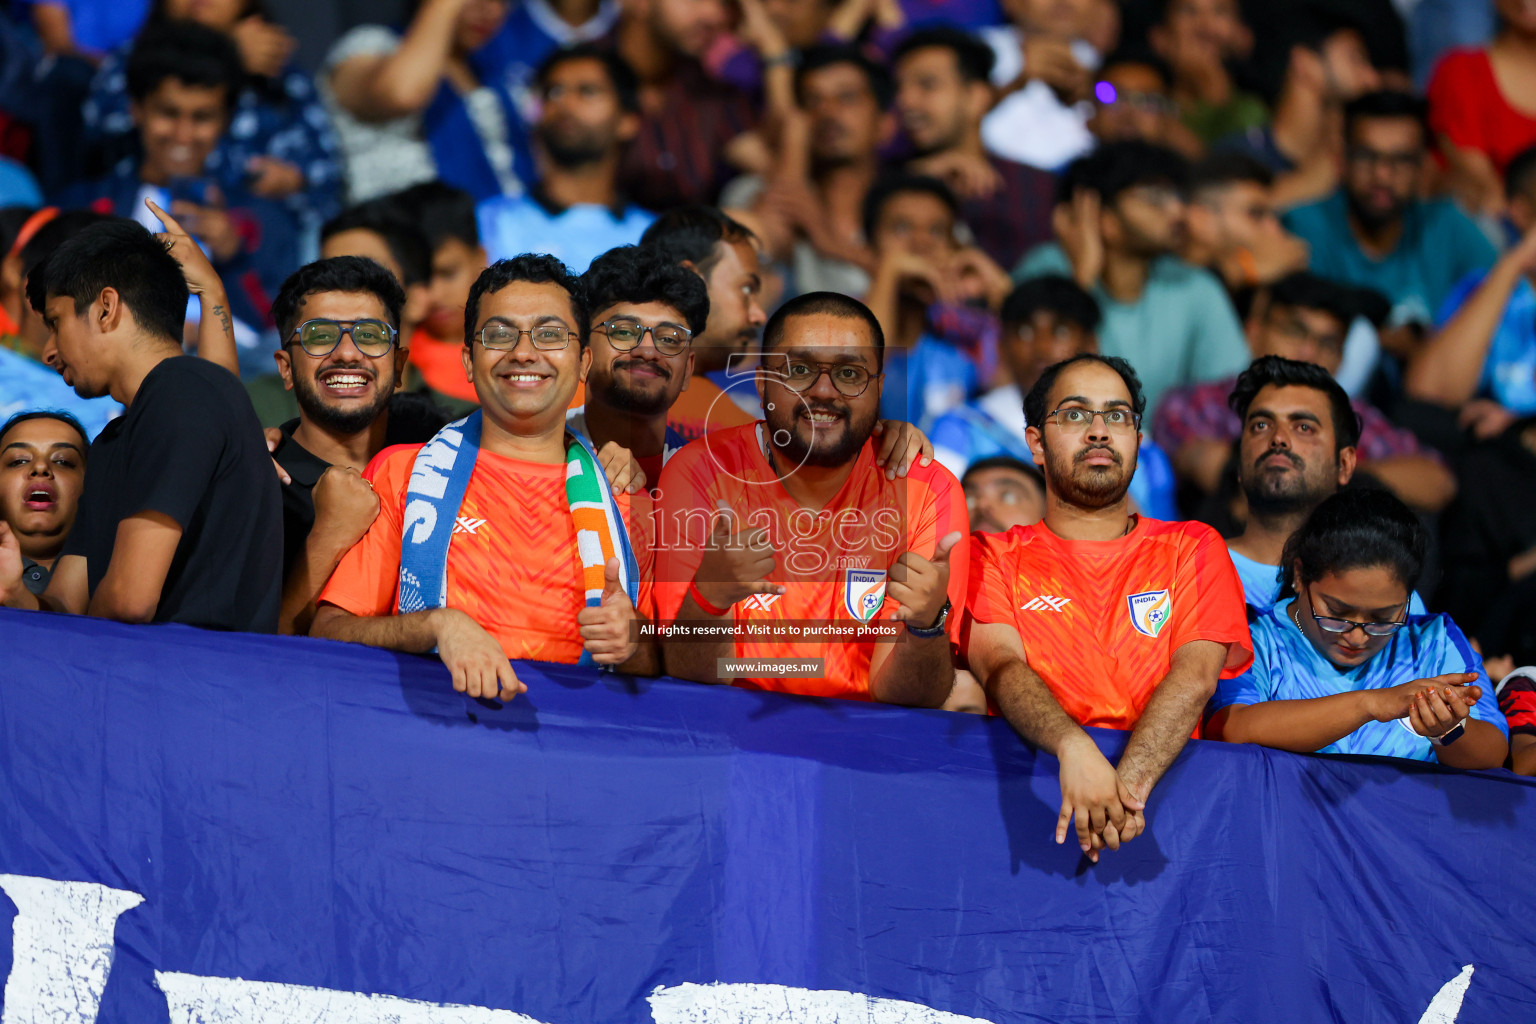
[1,0,1535,861]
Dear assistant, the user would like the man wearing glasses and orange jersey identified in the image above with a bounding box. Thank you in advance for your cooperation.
[655,291,969,709]
[962,353,1251,864]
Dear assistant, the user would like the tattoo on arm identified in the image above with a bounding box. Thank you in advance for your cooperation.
[211,304,233,340]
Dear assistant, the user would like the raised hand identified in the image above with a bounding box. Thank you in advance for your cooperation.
[311,466,381,553]
[145,198,227,295]
[577,558,640,666]
[692,501,784,611]
[1052,188,1104,289]
[886,531,961,627]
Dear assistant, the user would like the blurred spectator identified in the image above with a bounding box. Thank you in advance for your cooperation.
[929,274,1178,518]
[0,160,43,207]
[639,206,765,439]
[0,209,121,438]
[1407,0,1495,90]
[724,43,892,297]
[705,0,905,97]
[1084,49,1201,157]
[65,20,299,377]
[978,0,1097,170]
[1148,0,1267,147]
[1156,277,1453,512]
[893,27,1056,269]
[962,454,1044,532]
[266,257,449,634]
[477,46,653,272]
[1283,90,1496,344]
[0,410,87,595]
[5,219,281,631]
[84,0,341,233]
[319,202,433,344]
[1207,488,1507,771]
[963,353,1251,862]
[1181,151,1308,293]
[1426,0,1536,218]
[1014,140,1249,414]
[473,0,620,118]
[23,0,150,58]
[1496,665,1536,775]
[1410,147,1536,429]
[321,0,525,204]
[387,181,487,414]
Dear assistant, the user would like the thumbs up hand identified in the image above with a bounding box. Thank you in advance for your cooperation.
[578,557,639,665]
[691,501,785,612]
[887,531,962,628]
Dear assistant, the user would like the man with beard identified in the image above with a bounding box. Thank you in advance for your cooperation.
[962,353,1251,863]
[478,46,654,274]
[267,256,451,635]
[1284,90,1496,335]
[655,291,969,706]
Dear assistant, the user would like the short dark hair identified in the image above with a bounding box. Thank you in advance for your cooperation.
[1228,355,1362,451]
[581,245,710,337]
[891,26,995,83]
[639,206,758,276]
[271,256,407,340]
[0,409,89,448]
[26,219,187,343]
[999,275,1101,334]
[1056,140,1190,206]
[536,43,640,115]
[1026,354,1148,429]
[18,210,112,279]
[321,202,433,288]
[762,291,885,370]
[464,254,588,347]
[1506,143,1536,201]
[796,43,894,109]
[1343,90,1428,147]
[862,172,959,242]
[1190,150,1274,196]
[1286,2,1366,55]
[961,454,1044,492]
[1098,46,1172,90]
[383,182,479,251]
[1023,353,1146,429]
[125,19,243,106]
[1280,487,1428,596]
[1265,271,1357,329]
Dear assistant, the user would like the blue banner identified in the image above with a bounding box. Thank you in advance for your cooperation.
[0,608,1533,1023]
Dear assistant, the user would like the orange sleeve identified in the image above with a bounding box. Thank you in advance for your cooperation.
[624,489,657,621]
[317,448,414,618]
[963,530,1017,627]
[653,446,715,621]
[883,465,971,640]
[1168,524,1253,676]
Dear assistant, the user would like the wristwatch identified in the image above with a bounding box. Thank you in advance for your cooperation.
[906,599,951,638]
[1429,719,1468,747]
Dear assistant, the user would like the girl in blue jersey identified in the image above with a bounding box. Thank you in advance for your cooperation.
[1207,489,1509,769]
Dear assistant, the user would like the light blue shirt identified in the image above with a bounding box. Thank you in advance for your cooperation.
[1436,271,1536,415]
[1227,547,1428,615]
[477,194,654,273]
[1212,603,1507,761]
[0,349,120,440]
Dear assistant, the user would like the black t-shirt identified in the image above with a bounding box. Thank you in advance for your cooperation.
[63,356,283,632]
[270,392,452,576]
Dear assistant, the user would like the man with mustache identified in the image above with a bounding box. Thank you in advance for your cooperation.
[655,291,969,707]
[963,353,1251,863]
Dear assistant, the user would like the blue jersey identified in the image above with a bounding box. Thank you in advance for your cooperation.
[1212,603,1508,762]
[1227,548,1429,615]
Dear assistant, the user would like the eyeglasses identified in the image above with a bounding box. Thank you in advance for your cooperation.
[1345,146,1422,173]
[288,319,397,357]
[1044,406,1141,431]
[1304,586,1406,638]
[477,320,575,351]
[596,319,692,356]
[1092,81,1174,116]
[767,356,876,397]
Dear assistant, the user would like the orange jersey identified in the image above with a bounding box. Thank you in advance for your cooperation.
[963,518,1252,731]
[406,330,478,403]
[666,375,757,442]
[654,423,970,700]
[319,443,655,663]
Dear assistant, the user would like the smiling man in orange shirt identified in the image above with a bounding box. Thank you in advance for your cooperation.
[963,353,1251,863]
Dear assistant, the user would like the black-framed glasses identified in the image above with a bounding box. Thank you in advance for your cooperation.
[477,319,575,351]
[1304,586,1406,638]
[1044,406,1141,431]
[766,356,877,397]
[596,319,692,356]
[1345,146,1422,173]
[288,318,397,357]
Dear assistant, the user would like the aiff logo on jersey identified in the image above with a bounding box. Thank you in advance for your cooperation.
[844,569,887,623]
[1127,589,1172,638]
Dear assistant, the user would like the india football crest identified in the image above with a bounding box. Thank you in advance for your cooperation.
[1127,589,1172,638]
[843,569,888,623]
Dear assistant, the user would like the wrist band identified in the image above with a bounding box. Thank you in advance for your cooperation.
[688,581,731,617]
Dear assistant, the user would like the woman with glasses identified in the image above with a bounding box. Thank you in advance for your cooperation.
[1206,488,1509,770]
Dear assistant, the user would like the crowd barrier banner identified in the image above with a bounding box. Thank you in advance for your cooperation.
[0,608,1533,1023]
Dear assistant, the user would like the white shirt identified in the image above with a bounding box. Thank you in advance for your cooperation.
[979,27,1098,172]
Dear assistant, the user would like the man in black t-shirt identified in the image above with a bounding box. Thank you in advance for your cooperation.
[267,256,449,634]
[0,219,281,632]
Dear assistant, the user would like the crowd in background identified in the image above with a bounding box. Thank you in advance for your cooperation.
[2,0,1536,857]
